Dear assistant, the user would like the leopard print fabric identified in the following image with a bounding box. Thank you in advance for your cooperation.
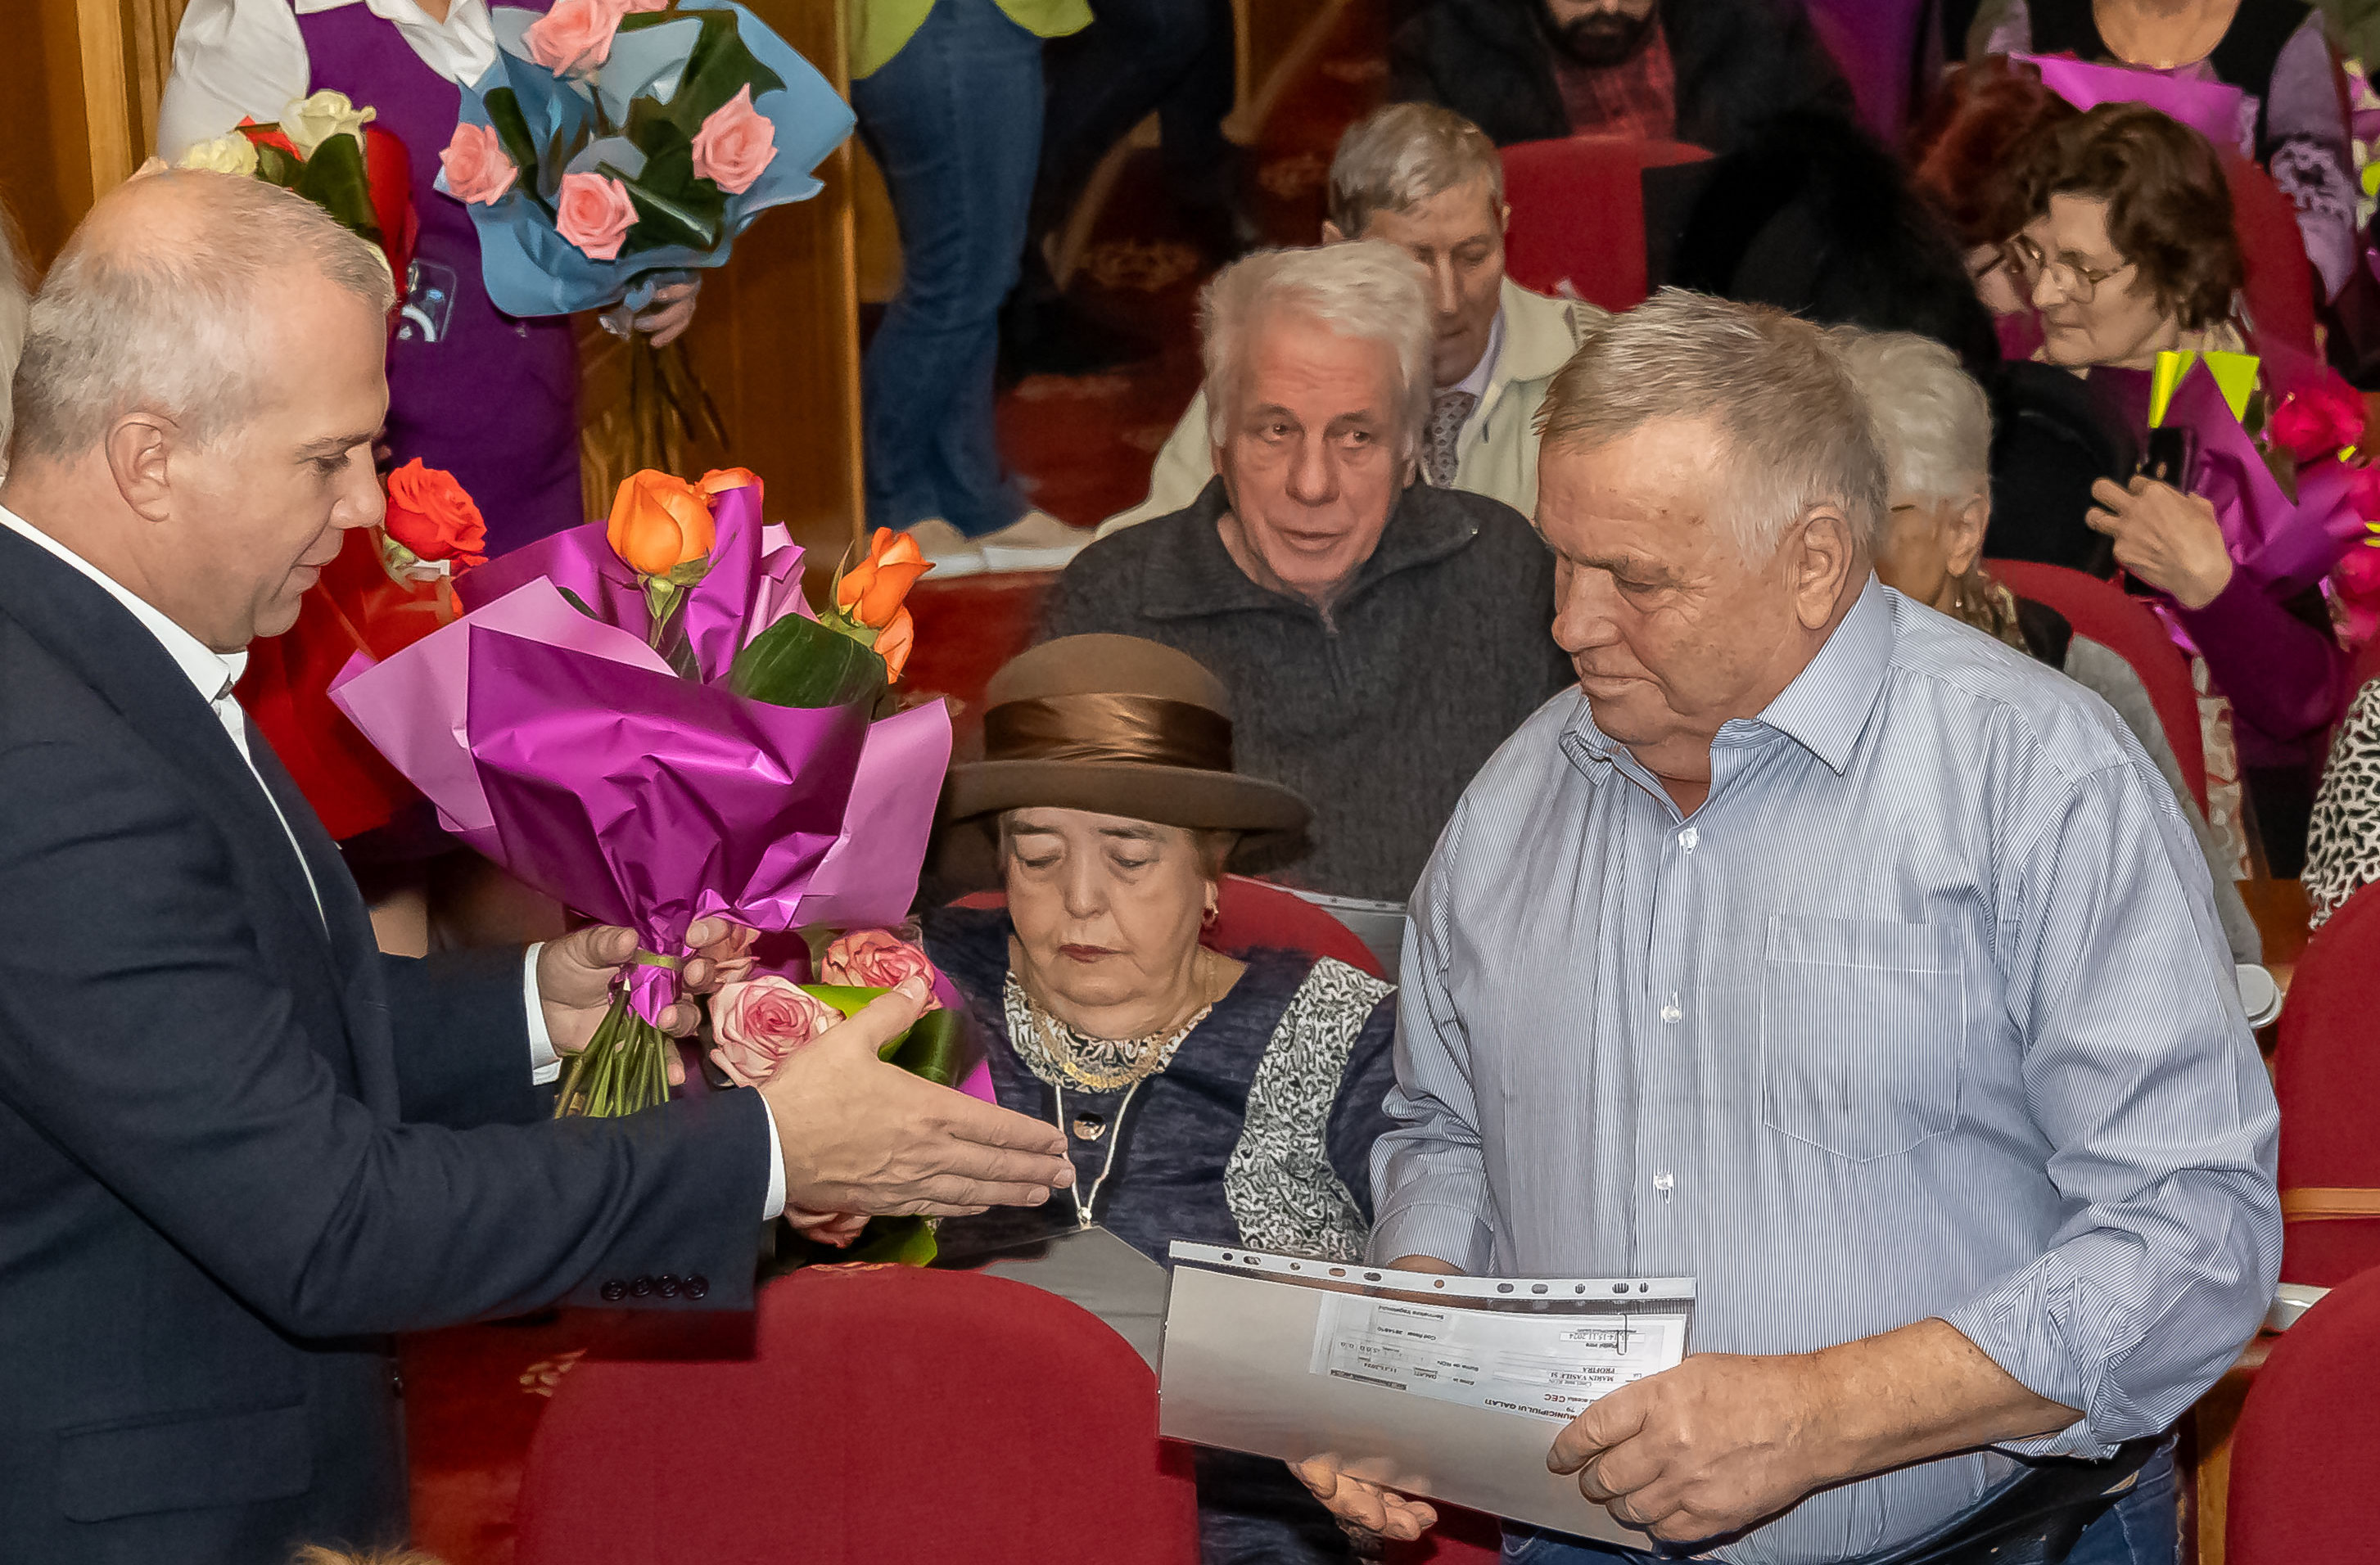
[2306,679,2380,927]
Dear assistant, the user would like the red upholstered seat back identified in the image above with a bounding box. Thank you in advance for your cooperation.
[954,873,1389,979]
[515,1265,1200,1564]
[2224,1268,2380,1563]
[2224,151,2320,372]
[1500,137,1714,312]
[2275,881,2380,1286]
[1985,559,2207,812]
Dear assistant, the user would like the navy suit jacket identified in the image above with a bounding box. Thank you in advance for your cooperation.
[0,526,771,1562]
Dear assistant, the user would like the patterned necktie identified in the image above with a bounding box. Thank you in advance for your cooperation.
[1425,388,1479,489]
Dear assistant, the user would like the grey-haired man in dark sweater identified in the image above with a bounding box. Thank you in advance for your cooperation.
[1042,243,1574,902]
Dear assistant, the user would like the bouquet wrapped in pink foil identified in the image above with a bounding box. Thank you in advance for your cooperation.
[331,469,955,1116]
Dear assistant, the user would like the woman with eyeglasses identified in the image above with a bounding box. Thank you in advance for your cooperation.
[2012,102,2349,872]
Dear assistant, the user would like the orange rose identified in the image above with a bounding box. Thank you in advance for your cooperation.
[834,527,933,629]
[698,467,761,497]
[383,459,487,567]
[874,606,916,683]
[607,469,716,577]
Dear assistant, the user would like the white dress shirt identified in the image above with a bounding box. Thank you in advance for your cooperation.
[158,0,498,157]
[0,506,786,1219]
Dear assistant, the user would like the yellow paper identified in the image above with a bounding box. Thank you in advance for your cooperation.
[2202,352,2260,422]
[2147,350,2195,427]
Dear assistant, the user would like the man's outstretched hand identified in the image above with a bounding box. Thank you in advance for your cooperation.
[757,977,1075,1218]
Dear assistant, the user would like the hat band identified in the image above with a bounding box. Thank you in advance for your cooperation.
[982,693,1234,773]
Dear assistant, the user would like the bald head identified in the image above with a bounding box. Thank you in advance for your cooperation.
[8,169,393,467]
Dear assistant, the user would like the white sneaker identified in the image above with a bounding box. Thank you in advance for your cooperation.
[978,508,1091,574]
[900,517,986,580]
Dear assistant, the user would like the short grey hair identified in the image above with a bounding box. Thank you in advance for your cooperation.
[1826,327,1993,509]
[1538,290,1887,559]
[10,170,395,464]
[1199,241,1433,460]
[1328,102,1504,237]
[0,204,32,468]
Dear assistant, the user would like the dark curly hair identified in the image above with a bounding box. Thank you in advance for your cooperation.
[2016,102,2243,331]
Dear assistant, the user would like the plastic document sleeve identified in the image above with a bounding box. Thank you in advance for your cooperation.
[1157,1244,1696,1540]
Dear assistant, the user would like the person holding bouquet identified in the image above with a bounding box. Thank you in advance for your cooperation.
[0,171,1071,1565]
[156,0,698,557]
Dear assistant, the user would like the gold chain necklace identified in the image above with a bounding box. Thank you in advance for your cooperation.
[1005,957,1220,1093]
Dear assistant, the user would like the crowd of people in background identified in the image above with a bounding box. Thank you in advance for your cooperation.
[8,0,2380,1560]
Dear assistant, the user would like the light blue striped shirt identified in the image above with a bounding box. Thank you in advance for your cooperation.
[1371,580,2280,1563]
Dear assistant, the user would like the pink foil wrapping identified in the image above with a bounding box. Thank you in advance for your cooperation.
[331,547,955,1027]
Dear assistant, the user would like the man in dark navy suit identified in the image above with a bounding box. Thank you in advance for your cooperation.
[0,170,1072,1563]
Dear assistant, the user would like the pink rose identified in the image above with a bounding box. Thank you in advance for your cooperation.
[818,928,942,1000]
[440,122,517,205]
[554,170,638,259]
[2267,374,2369,465]
[710,976,841,1087]
[690,84,778,196]
[522,0,625,76]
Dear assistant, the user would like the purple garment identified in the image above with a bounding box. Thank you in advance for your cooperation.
[297,2,583,556]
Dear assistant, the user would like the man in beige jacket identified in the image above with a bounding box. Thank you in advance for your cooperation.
[1100,102,1592,535]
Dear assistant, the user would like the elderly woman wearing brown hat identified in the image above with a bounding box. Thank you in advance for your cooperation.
[925,634,1397,1564]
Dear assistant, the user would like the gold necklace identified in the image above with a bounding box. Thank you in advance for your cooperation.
[1005,958,1219,1093]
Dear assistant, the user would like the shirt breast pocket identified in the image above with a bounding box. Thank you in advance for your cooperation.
[1759,913,1966,1162]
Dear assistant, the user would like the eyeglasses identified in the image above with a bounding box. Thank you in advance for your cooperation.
[2002,234,2134,304]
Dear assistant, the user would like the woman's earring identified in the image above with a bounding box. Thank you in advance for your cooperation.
[1202,898,1220,929]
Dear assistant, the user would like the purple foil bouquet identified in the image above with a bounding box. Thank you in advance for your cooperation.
[330,469,952,1116]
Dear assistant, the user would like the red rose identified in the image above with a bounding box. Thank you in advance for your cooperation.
[710,976,842,1087]
[383,459,488,568]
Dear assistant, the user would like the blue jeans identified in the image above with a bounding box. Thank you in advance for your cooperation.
[1498,1445,2179,1565]
[850,0,1039,537]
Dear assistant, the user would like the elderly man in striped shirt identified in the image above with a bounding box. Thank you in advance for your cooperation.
[1298,291,2280,1565]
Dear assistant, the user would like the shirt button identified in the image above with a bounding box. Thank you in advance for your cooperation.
[1653,1170,1675,1194]
[1679,827,1700,851]
[1660,999,1682,1024]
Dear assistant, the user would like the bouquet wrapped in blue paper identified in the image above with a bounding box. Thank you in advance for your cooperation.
[435,0,852,314]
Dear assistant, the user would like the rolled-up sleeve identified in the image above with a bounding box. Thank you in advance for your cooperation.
[1940,760,2280,1458]
[1368,812,1498,1273]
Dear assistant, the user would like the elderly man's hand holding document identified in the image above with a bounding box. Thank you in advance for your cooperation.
[1157,1244,1696,1545]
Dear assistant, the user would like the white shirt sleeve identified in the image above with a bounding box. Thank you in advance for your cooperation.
[157,0,314,159]
[522,943,787,1220]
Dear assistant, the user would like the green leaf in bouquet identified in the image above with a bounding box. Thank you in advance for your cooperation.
[845,1215,938,1267]
[603,162,720,255]
[615,7,787,132]
[253,141,305,190]
[729,611,888,710]
[889,1008,968,1089]
[483,89,553,215]
[291,131,384,243]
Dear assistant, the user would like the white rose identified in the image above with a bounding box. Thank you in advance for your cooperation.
[176,133,259,177]
[282,90,377,158]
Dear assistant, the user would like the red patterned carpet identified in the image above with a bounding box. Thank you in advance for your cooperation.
[402,10,1392,1562]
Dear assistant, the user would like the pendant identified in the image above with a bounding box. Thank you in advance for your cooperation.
[1071,1113,1108,1142]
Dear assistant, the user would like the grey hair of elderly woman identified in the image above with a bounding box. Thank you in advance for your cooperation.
[1825,327,1994,511]
[9,171,392,465]
[1538,289,1888,562]
[1199,241,1434,462]
[1326,101,1504,238]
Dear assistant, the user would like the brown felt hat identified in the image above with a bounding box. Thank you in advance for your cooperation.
[942,634,1311,838]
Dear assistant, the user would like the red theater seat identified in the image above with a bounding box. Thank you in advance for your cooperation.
[2224,1268,2380,1563]
[2274,881,2380,1286]
[1986,559,2207,812]
[1500,137,1714,312]
[515,1265,1199,1564]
